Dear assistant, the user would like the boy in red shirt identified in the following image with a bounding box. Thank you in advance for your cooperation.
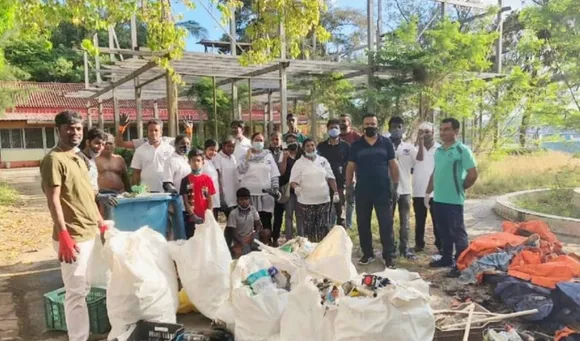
[180,148,216,238]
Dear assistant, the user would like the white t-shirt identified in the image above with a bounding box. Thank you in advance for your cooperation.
[132,136,175,149]
[394,141,417,195]
[290,155,335,205]
[162,152,191,210]
[202,158,221,208]
[131,141,174,192]
[412,142,440,197]
[239,152,280,196]
[233,136,252,162]
[213,151,239,207]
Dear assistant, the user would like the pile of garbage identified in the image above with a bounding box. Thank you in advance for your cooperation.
[92,210,436,341]
[454,220,580,340]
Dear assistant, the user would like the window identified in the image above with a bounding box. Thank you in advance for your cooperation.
[25,128,43,149]
[0,130,9,148]
[10,129,23,148]
[46,128,56,148]
[128,126,138,140]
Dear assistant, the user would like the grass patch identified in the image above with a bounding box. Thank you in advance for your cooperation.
[469,151,580,197]
[514,189,580,219]
[0,182,18,206]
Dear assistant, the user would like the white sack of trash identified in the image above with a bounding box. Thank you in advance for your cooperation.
[168,210,232,320]
[102,226,178,341]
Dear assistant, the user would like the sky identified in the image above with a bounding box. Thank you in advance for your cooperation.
[176,0,530,52]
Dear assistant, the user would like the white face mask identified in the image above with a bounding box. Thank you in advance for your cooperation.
[252,141,264,151]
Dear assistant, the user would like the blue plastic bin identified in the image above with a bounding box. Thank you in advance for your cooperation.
[111,195,186,240]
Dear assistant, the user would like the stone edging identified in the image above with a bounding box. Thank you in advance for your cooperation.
[494,189,580,238]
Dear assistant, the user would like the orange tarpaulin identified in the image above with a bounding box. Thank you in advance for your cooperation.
[508,253,580,289]
[555,327,579,341]
[503,220,563,253]
[456,232,528,271]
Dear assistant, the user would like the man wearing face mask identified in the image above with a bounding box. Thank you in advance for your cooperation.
[317,119,350,227]
[346,113,400,268]
[388,116,417,260]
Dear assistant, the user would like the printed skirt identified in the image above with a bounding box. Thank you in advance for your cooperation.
[298,201,332,242]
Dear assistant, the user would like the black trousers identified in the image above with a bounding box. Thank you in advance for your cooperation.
[434,202,468,263]
[356,190,394,260]
[413,197,441,251]
[221,206,235,248]
[272,202,285,244]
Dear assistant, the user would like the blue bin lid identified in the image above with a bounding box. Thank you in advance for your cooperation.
[116,194,172,205]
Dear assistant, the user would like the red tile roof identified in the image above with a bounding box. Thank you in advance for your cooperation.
[0,81,308,123]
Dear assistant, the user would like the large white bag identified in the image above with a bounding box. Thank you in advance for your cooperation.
[305,226,357,283]
[168,210,232,320]
[280,278,337,341]
[231,252,289,341]
[104,227,178,340]
[87,221,115,288]
[334,268,435,341]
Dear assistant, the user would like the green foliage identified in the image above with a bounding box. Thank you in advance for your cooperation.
[0,182,18,206]
[515,189,580,219]
[186,77,232,141]
[4,38,84,82]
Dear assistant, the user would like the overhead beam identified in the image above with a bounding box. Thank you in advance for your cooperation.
[97,47,166,57]
[216,62,289,87]
[432,0,488,10]
[89,60,159,99]
[136,73,166,89]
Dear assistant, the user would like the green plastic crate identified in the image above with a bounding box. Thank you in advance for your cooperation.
[44,287,111,334]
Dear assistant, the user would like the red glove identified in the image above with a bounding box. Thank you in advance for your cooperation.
[58,230,79,264]
[99,222,108,235]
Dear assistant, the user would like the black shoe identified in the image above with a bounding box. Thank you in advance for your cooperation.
[429,259,454,268]
[414,246,424,253]
[358,255,375,265]
[384,258,396,269]
[446,267,461,278]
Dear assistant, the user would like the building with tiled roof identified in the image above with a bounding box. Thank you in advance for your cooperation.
[0,81,293,168]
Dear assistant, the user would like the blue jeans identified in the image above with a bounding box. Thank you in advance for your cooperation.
[434,202,468,263]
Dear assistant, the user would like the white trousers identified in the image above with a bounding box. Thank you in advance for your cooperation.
[53,238,95,341]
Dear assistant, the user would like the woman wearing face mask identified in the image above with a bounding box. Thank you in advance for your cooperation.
[202,139,221,219]
[237,132,281,243]
[274,133,302,243]
[290,138,339,242]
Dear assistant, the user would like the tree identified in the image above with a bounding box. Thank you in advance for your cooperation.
[186,78,232,141]
[177,20,208,41]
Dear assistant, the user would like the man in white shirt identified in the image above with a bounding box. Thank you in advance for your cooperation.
[230,120,252,162]
[130,119,174,192]
[412,122,441,253]
[114,113,194,149]
[388,116,417,260]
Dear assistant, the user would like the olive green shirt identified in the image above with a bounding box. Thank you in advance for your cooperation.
[40,148,99,242]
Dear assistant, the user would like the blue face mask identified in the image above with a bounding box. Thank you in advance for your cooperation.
[252,141,264,151]
[328,128,340,139]
[390,130,403,140]
[192,168,202,175]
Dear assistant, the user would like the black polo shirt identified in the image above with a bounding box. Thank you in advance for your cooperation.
[349,135,396,195]
[317,139,350,188]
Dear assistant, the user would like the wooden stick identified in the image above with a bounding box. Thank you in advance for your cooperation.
[463,304,475,341]
[434,310,500,316]
[441,309,539,330]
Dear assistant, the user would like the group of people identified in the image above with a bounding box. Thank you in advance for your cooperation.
[40,109,478,341]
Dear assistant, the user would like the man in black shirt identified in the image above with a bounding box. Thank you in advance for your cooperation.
[317,119,350,227]
[346,113,400,268]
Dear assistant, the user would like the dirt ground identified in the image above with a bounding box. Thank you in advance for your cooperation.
[1,167,578,340]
